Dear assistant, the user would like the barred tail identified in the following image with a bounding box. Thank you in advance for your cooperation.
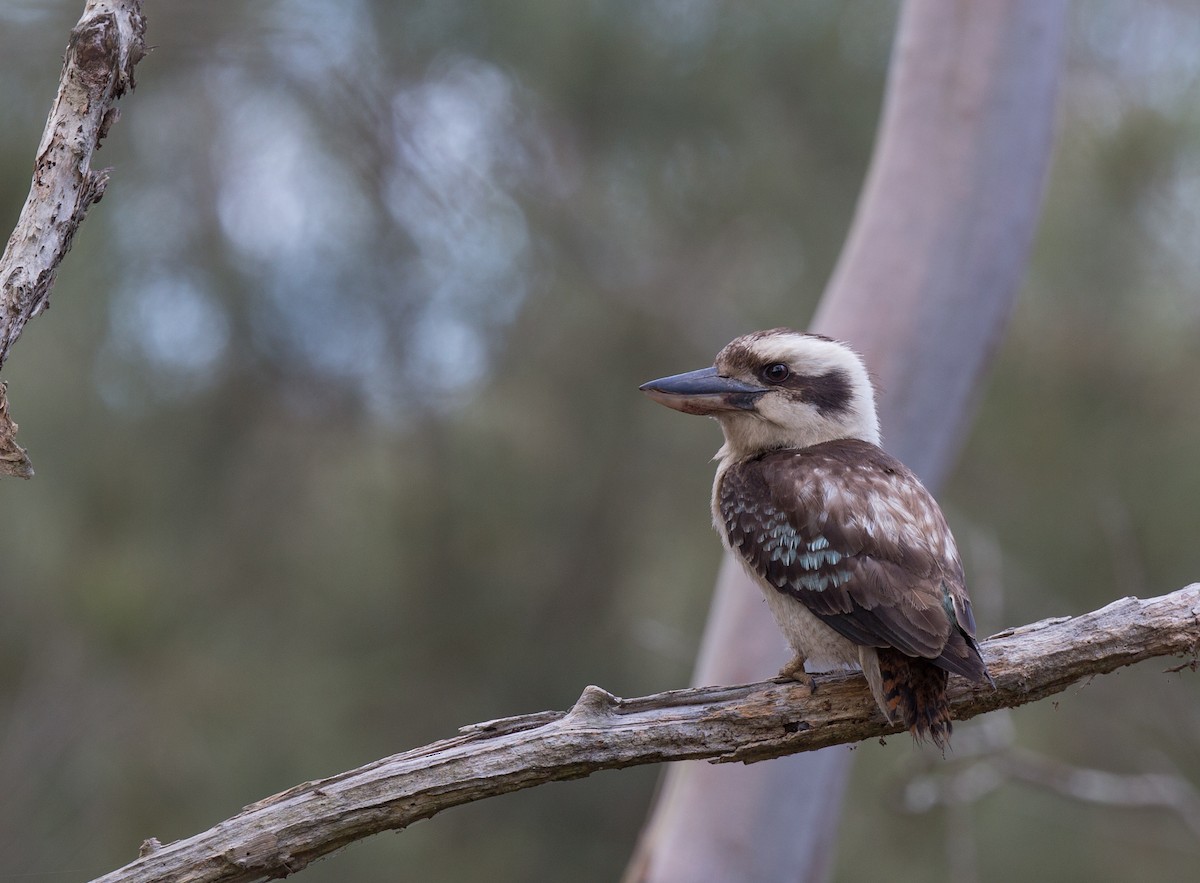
[877,648,952,751]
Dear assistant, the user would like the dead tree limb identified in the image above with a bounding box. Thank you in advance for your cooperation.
[0,0,148,478]
[90,585,1199,883]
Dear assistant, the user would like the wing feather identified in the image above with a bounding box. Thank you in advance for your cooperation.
[720,439,989,682]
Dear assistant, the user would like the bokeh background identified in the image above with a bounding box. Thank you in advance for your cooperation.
[1,1,1197,880]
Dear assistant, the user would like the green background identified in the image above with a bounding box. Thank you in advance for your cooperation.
[0,2,1197,880]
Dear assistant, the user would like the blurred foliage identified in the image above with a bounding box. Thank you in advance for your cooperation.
[0,1,1197,880]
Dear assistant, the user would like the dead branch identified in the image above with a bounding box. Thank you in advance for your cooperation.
[90,585,1199,883]
[0,0,148,478]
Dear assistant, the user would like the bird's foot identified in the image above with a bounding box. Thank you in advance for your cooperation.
[777,656,816,693]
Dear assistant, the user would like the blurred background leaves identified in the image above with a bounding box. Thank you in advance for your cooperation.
[0,1,1196,880]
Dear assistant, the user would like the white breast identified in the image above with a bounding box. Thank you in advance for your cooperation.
[752,563,863,671]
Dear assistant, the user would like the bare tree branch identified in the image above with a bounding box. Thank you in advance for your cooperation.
[0,0,147,478]
[90,585,1200,883]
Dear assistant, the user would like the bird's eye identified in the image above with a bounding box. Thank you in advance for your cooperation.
[761,363,791,384]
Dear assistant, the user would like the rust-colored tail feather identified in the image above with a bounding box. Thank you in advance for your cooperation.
[877,648,952,751]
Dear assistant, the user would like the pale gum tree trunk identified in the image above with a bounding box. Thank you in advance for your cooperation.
[624,2,1069,880]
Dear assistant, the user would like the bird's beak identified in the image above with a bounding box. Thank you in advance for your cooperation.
[639,366,766,415]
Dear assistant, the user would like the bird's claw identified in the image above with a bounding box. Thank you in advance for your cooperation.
[777,657,817,693]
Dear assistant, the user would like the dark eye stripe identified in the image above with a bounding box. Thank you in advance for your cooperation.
[767,368,852,415]
[801,369,852,415]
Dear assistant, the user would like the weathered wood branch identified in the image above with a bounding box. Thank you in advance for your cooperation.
[91,585,1200,883]
[0,0,147,478]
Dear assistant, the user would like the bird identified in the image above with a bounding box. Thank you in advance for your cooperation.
[640,328,992,749]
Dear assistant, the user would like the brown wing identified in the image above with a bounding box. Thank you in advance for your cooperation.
[720,439,989,683]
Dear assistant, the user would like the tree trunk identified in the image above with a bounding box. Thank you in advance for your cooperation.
[625,2,1068,880]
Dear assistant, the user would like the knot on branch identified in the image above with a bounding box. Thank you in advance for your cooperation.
[68,14,120,99]
[564,685,621,725]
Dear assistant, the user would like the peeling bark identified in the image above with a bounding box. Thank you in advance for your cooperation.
[0,0,147,477]
[89,586,1199,883]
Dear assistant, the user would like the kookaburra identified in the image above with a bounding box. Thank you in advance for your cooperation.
[641,328,992,748]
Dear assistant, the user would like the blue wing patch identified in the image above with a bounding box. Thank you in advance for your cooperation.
[740,508,850,592]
